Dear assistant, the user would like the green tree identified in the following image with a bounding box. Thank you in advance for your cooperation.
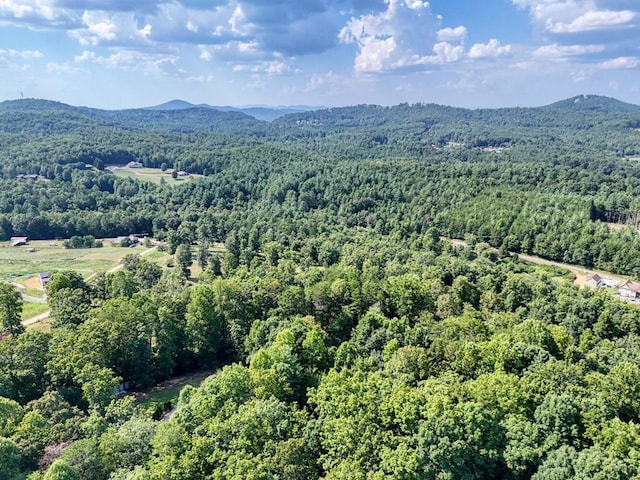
[0,283,24,336]
[175,244,193,278]
[43,459,81,480]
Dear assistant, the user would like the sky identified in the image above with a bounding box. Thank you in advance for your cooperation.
[1,0,639,109]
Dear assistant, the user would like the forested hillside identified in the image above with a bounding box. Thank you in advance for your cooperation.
[3,96,640,479]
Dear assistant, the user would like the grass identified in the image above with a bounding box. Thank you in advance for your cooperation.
[0,241,146,282]
[108,167,203,186]
[21,302,50,320]
[26,317,53,333]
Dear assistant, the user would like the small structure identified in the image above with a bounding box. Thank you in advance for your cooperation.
[177,170,189,177]
[115,380,134,396]
[585,273,602,288]
[618,280,640,299]
[127,161,143,168]
[39,272,50,287]
[585,273,619,289]
[16,174,38,180]
[10,236,28,247]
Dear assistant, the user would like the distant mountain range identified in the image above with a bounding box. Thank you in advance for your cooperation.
[542,94,640,113]
[144,100,322,121]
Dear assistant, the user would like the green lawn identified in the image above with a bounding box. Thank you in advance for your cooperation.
[0,241,146,282]
[21,302,50,320]
[108,167,202,185]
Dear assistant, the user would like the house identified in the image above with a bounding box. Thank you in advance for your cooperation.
[177,170,189,177]
[585,273,602,288]
[10,236,28,247]
[618,280,640,299]
[39,272,50,287]
[127,161,143,168]
[585,273,619,289]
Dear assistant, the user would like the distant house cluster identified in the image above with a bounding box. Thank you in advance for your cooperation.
[16,173,39,180]
[586,273,640,300]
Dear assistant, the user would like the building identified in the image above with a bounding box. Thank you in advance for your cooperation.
[10,236,28,247]
[39,272,50,287]
[127,161,143,168]
[585,273,619,289]
[618,280,640,299]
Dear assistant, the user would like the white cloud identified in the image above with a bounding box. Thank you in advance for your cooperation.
[533,43,605,59]
[514,1,639,33]
[232,59,291,75]
[432,42,464,63]
[437,26,467,42]
[0,48,43,58]
[547,9,636,33]
[468,39,511,59]
[46,61,83,73]
[69,11,153,46]
[339,0,443,72]
[599,56,639,69]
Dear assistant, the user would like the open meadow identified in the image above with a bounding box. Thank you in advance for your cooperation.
[0,240,147,283]
[107,166,202,185]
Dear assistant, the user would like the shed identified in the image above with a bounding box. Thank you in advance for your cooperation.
[10,236,28,247]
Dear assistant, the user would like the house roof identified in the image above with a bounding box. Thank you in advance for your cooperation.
[619,279,640,293]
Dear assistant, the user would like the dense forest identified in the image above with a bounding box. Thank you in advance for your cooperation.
[3,95,640,478]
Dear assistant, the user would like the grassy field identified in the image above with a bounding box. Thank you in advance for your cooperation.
[108,166,202,185]
[0,240,147,282]
[21,302,50,320]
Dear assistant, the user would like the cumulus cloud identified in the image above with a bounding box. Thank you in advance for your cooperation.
[69,11,153,47]
[437,26,467,42]
[468,39,511,59]
[338,0,446,72]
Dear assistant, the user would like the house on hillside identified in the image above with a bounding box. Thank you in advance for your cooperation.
[127,161,143,168]
[10,236,28,247]
[618,280,640,299]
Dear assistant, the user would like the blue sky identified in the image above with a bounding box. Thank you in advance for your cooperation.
[1,0,639,109]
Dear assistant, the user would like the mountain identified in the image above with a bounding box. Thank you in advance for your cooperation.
[0,98,268,136]
[542,94,640,113]
[145,100,317,121]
